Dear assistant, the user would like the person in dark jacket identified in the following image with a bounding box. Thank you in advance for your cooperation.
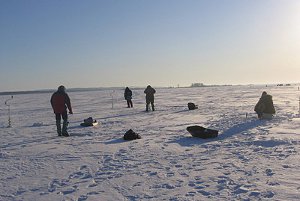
[124,87,133,108]
[50,85,73,136]
[144,85,156,111]
[254,91,275,119]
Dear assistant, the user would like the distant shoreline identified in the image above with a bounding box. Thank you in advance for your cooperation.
[0,83,298,96]
[0,87,123,96]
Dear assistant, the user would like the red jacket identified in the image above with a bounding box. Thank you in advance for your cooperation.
[50,91,72,114]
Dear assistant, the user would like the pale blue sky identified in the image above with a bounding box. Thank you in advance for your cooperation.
[0,0,299,91]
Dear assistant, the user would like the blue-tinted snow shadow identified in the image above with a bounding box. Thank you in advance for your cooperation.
[105,138,127,144]
[68,125,91,129]
[70,132,94,137]
[171,109,191,114]
[218,119,267,140]
[105,138,143,144]
[96,111,146,120]
[167,119,269,147]
[27,123,51,127]
[0,126,10,129]
[245,140,288,147]
[167,135,218,146]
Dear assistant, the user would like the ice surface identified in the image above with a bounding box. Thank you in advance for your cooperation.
[0,85,299,200]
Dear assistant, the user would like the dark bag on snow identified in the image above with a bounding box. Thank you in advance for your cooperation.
[187,125,218,139]
[80,117,98,127]
[123,129,141,140]
[188,102,198,110]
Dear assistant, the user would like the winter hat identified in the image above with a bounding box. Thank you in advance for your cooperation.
[58,85,66,92]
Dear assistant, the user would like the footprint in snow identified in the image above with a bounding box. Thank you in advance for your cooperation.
[48,179,67,192]
[87,179,97,188]
[166,172,175,177]
[262,191,275,198]
[194,176,203,181]
[267,180,280,186]
[179,172,189,177]
[234,186,249,194]
[77,195,88,201]
[162,183,175,189]
[69,165,92,180]
[58,187,76,195]
[197,189,211,196]
[265,168,274,176]
[249,191,261,197]
[148,171,158,176]
[185,191,197,197]
[194,185,206,190]
[87,191,100,195]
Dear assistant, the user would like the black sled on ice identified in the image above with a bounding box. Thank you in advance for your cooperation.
[187,126,218,139]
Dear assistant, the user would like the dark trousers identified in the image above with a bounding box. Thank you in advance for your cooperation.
[55,111,68,136]
[55,111,68,121]
[146,101,155,111]
[127,100,133,108]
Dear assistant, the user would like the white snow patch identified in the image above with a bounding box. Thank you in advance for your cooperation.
[0,85,300,200]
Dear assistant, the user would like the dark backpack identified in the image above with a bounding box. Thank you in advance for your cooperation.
[188,102,198,110]
[123,129,141,140]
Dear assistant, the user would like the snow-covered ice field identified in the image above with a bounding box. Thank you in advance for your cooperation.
[0,85,300,201]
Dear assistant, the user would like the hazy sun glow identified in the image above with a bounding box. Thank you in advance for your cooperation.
[0,0,299,91]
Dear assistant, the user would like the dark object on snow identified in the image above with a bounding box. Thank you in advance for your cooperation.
[254,91,275,119]
[123,129,141,140]
[124,87,133,108]
[187,126,218,139]
[50,85,73,136]
[144,85,156,111]
[188,102,198,110]
[80,117,99,127]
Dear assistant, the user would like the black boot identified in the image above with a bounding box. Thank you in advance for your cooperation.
[56,120,62,136]
[62,120,69,137]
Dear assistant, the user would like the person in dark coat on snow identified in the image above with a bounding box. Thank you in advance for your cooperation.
[124,87,133,108]
[254,91,275,119]
[50,85,73,136]
[144,85,156,111]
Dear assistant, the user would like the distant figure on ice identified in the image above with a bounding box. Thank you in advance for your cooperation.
[124,87,133,108]
[144,85,156,111]
[254,91,275,119]
[51,85,73,136]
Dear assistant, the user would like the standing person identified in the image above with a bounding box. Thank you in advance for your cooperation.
[124,87,133,108]
[254,91,275,119]
[144,85,156,111]
[50,85,73,136]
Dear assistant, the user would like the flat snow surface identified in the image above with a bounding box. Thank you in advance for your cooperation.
[0,85,300,201]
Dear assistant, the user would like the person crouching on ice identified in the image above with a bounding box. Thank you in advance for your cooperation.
[254,91,275,119]
[51,85,73,136]
[144,85,156,111]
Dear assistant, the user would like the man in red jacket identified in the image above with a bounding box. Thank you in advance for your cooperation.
[50,85,73,136]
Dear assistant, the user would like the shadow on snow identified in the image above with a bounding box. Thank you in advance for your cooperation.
[167,119,270,147]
